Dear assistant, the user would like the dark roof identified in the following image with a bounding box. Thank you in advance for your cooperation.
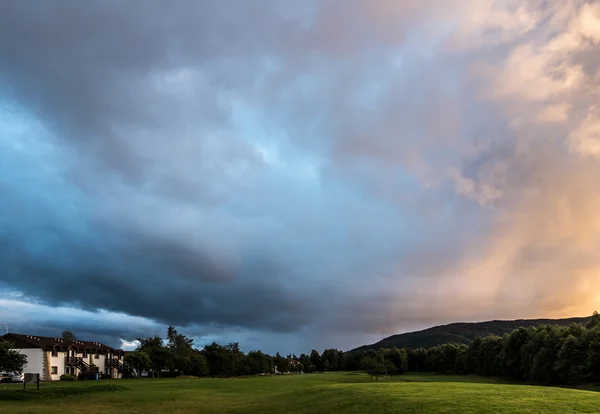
[2,333,123,353]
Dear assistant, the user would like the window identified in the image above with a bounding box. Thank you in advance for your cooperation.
[51,366,58,375]
[95,353,99,359]
[51,350,58,357]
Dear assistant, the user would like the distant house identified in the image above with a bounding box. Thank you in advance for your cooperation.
[2,333,125,381]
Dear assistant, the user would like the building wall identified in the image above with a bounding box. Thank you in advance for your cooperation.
[47,350,66,381]
[62,350,116,377]
[14,348,44,380]
[104,353,124,379]
[92,352,106,374]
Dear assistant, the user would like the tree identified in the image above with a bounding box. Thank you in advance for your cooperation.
[273,352,289,373]
[167,326,193,375]
[360,356,376,380]
[202,342,244,377]
[247,350,271,375]
[360,355,388,381]
[587,311,600,330]
[224,343,244,376]
[0,340,27,373]
[555,335,585,384]
[136,336,173,378]
[299,354,313,373]
[407,348,427,372]
[500,328,530,379]
[124,351,151,378]
[454,345,469,374]
[387,347,408,374]
[61,330,76,341]
[189,353,209,377]
[586,326,600,381]
[310,350,322,372]
[337,352,346,371]
[322,349,342,371]
[529,326,564,384]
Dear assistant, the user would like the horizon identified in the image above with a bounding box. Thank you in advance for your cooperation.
[3,313,596,355]
[1,0,600,356]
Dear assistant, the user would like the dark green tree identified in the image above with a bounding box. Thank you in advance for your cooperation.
[202,342,244,377]
[0,340,27,373]
[387,347,408,374]
[124,350,151,378]
[167,326,194,375]
[555,334,585,384]
[136,336,173,378]
[322,349,343,371]
[360,355,388,381]
[529,326,564,384]
[189,353,209,377]
[500,328,530,379]
[310,350,322,372]
[273,352,289,373]
[586,311,600,329]
[61,330,76,341]
[299,354,313,373]
[247,350,272,374]
[586,326,600,381]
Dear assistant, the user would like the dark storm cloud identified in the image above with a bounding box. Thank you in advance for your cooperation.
[0,209,312,332]
[0,0,322,338]
[0,0,283,180]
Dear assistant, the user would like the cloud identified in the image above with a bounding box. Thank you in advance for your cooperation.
[0,0,599,354]
[570,107,600,157]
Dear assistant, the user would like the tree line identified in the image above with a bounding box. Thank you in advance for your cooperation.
[124,312,600,385]
[346,312,600,385]
[3,312,600,386]
[123,326,348,378]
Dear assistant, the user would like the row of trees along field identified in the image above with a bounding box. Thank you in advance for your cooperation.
[347,312,600,385]
[126,313,600,385]
[123,326,347,378]
[5,314,599,385]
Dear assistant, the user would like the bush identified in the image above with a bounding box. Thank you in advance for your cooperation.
[60,374,76,381]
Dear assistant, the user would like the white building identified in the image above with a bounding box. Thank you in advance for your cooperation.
[2,333,125,381]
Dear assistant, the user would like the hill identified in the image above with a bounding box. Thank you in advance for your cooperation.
[351,316,592,352]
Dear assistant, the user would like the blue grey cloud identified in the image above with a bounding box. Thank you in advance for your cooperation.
[1,0,599,354]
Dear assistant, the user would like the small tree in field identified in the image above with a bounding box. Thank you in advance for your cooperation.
[361,355,391,381]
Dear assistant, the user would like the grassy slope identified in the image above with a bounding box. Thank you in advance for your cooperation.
[2,373,599,414]
[352,316,593,351]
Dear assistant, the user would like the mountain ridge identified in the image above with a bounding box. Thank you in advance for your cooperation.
[350,316,592,352]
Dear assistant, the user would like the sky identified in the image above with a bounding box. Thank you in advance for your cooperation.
[0,0,600,355]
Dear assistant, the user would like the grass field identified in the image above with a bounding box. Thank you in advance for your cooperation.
[1,373,599,413]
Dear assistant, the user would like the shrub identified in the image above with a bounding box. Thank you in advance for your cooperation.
[60,374,76,381]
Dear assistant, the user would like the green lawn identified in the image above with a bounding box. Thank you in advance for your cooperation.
[1,373,599,413]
